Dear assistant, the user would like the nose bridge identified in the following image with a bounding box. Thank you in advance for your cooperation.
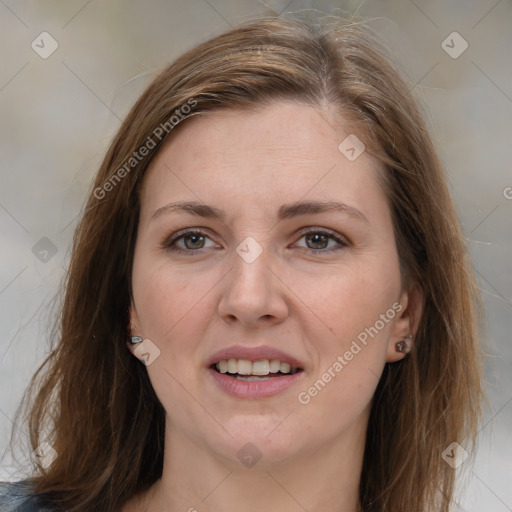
[217,235,288,325]
[230,240,273,304]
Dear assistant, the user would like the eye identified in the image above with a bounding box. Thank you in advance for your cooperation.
[294,228,348,253]
[162,227,348,255]
[162,229,218,254]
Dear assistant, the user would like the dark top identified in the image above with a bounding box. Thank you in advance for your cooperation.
[0,480,56,512]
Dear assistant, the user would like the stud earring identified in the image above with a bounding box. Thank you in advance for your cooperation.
[395,334,412,354]
[129,324,142,345]
[128,324,142,344]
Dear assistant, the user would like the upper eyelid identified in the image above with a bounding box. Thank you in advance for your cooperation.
[165,227,218,243]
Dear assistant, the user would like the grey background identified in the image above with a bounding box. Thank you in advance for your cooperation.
[0,1,510,510]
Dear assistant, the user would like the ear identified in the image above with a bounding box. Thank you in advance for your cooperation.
[126,302,142,357]
[386,283,424,363]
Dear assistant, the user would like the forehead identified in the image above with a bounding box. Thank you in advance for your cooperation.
[138,100,386,224]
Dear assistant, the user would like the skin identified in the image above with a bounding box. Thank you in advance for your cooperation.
[123,100,423,512]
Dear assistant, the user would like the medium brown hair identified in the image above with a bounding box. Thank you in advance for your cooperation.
[9,13,484,512]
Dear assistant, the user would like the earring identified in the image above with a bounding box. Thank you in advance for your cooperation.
[395,334,412,354]
[128,324,142,344]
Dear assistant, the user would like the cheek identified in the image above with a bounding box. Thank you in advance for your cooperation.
[293,250,400,405]
[296,285,394,424]
[296,256,400,343]
[132,258,212,339]
[131,262,213,416]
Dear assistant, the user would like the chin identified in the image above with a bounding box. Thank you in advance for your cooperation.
[208,418,305,468]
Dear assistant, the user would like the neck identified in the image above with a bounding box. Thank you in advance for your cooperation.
[143,414,368,512]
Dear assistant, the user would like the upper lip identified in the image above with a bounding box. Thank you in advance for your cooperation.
[207,345,305,370]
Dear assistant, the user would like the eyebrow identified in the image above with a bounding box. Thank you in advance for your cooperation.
[150,200,368,224]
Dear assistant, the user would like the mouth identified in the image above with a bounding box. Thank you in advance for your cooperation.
[206,345,306,398]
[210,358,304,381]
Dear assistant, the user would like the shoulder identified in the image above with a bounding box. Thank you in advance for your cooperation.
[0,480,56,512]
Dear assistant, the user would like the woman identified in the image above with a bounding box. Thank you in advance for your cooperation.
[1,14,484,512]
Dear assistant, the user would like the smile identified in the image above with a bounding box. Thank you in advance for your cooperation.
[209,358,304,398]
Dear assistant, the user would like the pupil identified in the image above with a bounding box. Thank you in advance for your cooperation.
[185,234,204,249]
[307,233,327,249]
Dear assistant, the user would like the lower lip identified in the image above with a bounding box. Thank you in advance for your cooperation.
[208,368,304,399]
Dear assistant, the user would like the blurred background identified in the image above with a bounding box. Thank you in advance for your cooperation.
[0,1,510,510]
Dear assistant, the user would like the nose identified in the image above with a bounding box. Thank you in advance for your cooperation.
[217,246,289,328]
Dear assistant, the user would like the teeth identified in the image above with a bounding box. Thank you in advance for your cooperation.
[280,362,291,373]
[252,360,269,375]
[215,358,298,375]
[237,359,253,375]
[269,359,281,373]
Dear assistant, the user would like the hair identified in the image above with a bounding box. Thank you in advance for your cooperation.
[8,12,485,512]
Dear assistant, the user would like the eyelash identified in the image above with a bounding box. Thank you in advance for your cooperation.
[162,228,348,255]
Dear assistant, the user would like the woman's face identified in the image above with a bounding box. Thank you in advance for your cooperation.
[129,100,417,468]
